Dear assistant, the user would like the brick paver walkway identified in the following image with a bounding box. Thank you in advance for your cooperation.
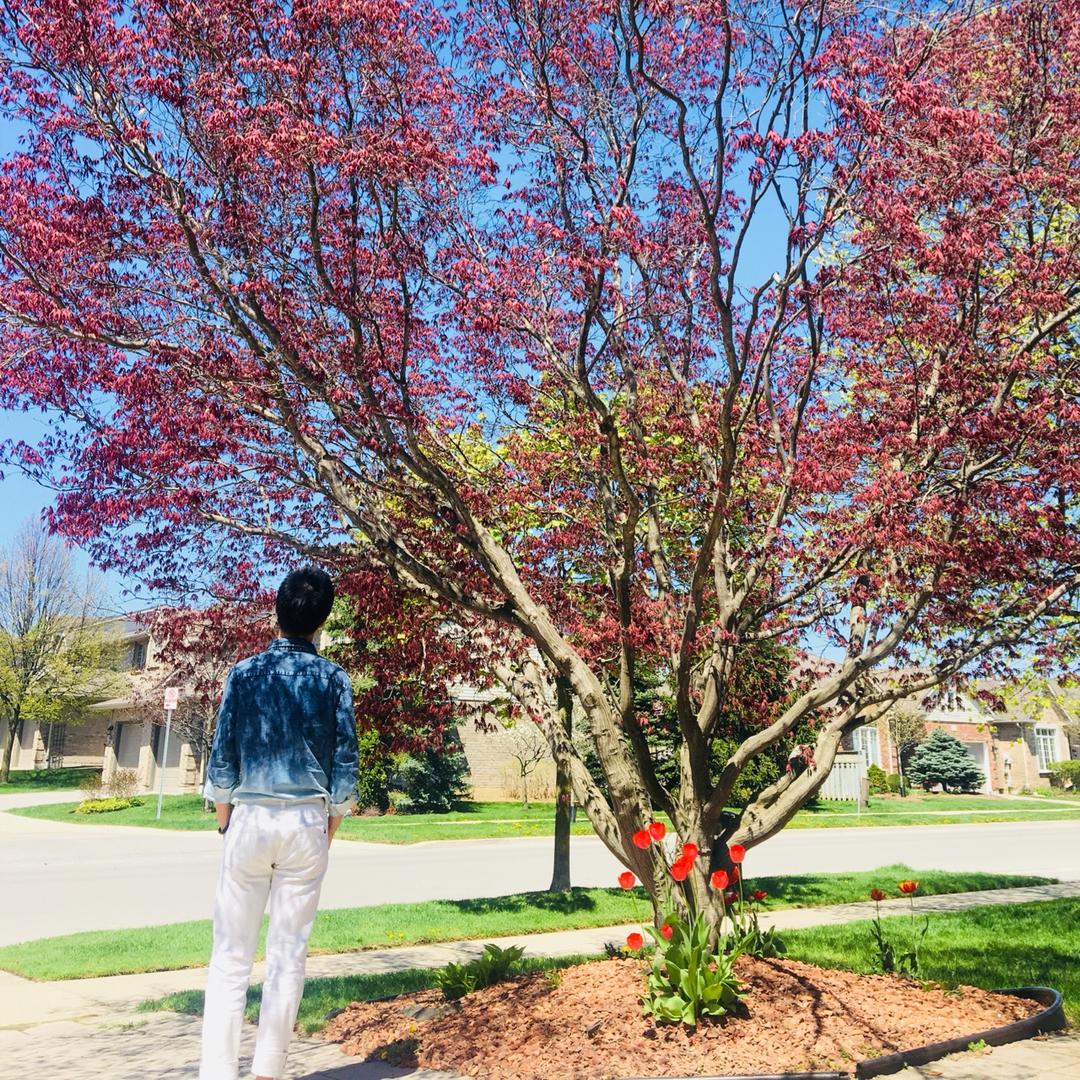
[1,882,1076,1079]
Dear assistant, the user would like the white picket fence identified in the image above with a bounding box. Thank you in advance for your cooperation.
[818,751,867,801]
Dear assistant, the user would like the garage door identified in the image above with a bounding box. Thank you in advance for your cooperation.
[962,742,991,794]
[116,723,144,770]
[154,724,185,793]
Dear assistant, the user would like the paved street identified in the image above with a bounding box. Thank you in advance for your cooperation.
[3,799,1080,946]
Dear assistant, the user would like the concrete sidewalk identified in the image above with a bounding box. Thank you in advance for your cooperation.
[0,882,1076,1078]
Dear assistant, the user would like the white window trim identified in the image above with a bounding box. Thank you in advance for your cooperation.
[1034,726,1058,773]
[853,725,881,768]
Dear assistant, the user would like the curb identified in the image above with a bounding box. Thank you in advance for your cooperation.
[618,985,1065,1080]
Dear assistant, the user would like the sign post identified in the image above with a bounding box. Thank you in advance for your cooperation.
[157,687,179,820]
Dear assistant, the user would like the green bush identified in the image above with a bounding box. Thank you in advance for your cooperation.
[355,728,389,811]
[866,764,888,794]
[885,773,903,794]
[1048,760,1080,788]
[74,796,145,815]
[434,944,526,1000]
[389,729,470,812]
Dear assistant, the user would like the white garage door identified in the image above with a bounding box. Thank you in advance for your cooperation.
[962,742,991,794]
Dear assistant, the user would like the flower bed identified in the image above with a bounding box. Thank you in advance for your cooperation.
[324,955,1044,1079]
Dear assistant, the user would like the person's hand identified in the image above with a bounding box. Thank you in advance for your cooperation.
[327,814,343,847]
[215,801,232,834]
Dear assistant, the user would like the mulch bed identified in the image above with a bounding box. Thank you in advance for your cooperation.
[323,956,1041,1079]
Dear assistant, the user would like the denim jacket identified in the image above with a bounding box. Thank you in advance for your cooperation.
[203,637,358,817]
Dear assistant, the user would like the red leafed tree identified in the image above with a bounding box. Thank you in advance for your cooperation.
[130,599,275,788]
[1,0,1079,925]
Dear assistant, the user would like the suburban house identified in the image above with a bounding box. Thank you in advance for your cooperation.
[8,613,206,793]
[12,609,1077,802]
[841,680,1078,794]
[10,613,541,802]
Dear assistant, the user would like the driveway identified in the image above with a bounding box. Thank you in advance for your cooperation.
[3,804,1079,946]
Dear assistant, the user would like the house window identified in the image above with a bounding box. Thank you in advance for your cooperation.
[130,641,147,669]
[853,725,881,768]
[1034,726,1058,773]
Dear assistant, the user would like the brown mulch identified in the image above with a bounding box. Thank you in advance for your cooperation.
[323,956,1041,1079]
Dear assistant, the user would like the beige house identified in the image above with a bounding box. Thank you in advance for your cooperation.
[10,614,202,794]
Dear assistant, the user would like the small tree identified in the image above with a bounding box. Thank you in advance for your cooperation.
[886,709,929,797]
[0,521,121,782]
[504,718,551,809]
[907,731,985,794]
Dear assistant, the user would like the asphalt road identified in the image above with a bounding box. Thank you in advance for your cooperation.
[2,799,1078,947]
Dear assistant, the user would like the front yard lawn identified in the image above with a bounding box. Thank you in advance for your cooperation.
[783,897,1080,1025]
[0,767,100,794]
[141,898,1080,1036]
[8,795,600,840]
[11,790,1080,841]
[0,865,1053,981]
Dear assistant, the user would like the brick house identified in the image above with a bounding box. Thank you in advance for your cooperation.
[846,681,1077,794]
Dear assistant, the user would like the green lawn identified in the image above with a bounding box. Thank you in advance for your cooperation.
[784,897,1080,1025]
[787,793,1080,828]
[0,767,100,794]
[12,791,1080,842]
[143,899,1080,1036]
[8,796,598,841]
[141,953,598,1036]
[0,866,1053,981]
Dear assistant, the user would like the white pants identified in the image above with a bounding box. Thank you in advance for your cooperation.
[199,800,329,1080]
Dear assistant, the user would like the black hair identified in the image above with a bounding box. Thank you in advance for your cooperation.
[276,567,335,637]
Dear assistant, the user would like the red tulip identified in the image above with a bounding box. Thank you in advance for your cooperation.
[752,890,768,902]
[659,923,674,940]
[670,856,691,881]
[898,880,919,895]
[618,871,636,890]
[626,932,644,951]
[681,842,699,862]
[731,866,740,882]
[648,821,667,841]
[724,889,738,905]
[870,888,887,902]
[729,843,746,864]
[710,869,729,890]
[632,829,652,849]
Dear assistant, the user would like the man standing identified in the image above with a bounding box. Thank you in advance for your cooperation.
[199,567,358,1080]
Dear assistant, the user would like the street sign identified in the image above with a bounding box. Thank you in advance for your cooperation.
[163,687,179,712]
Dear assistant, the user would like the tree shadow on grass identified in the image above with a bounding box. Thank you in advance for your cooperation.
[438,886,632,917]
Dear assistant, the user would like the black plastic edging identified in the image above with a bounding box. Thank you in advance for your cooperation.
[617,986,1065,1080]
[855,986,1065,1078]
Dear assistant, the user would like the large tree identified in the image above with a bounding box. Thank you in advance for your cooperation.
[1,0,1079,926]
[0,520,120,781]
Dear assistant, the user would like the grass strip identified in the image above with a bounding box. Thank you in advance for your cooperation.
[0,767,100,794]
[12,792,1080,842]
[0,866,1053,981]
[139,953,598,1035]
[784,897,1080,1025]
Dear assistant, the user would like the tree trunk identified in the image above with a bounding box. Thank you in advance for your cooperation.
[549,674,573,893]
[0,717,17,784]
[522,769,530,810]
